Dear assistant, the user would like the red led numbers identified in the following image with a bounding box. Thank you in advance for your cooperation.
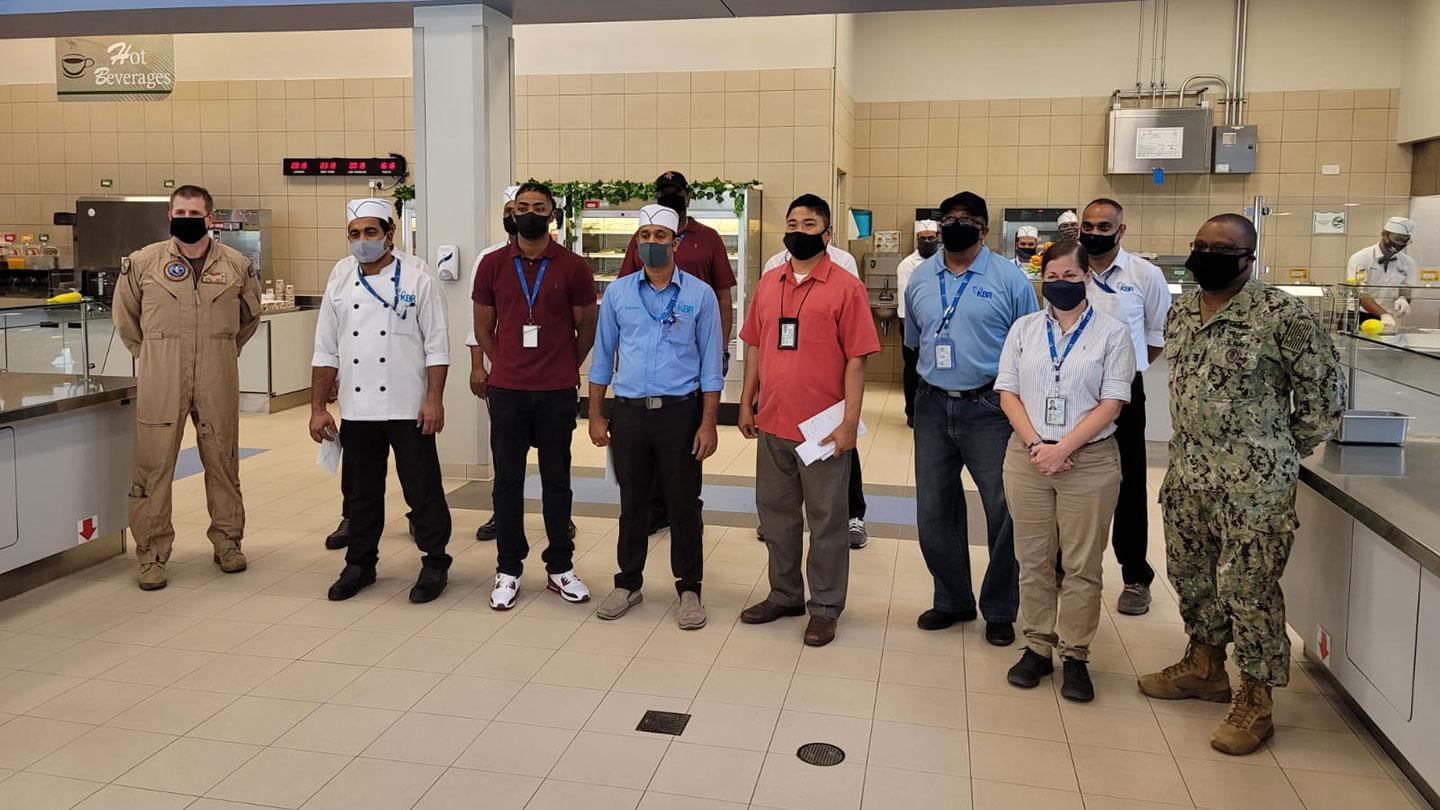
[282,157,405,177]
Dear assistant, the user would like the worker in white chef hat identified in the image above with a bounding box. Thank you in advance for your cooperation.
[309,197,454,603]
[1013,225,1041,270]
[1348,215,1418,334]
[1057,210,1080,241]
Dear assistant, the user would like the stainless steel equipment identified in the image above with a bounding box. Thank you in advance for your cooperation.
[1107,106,1214,175]
[1336,410,1414,446]
[212,208,273,287]
[1001,207,1074,252]
[73,196,170,278]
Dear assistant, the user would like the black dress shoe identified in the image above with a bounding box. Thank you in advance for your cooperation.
[476,517,497,541]
[647,514,670,536]
[1007,648,1055,689]
[325,519,351,550]
[1060,657,1095,702]
[409,567,448,604]
[985,621,1016,647]
[568,520,578,540]
[917,608,976,631]
[327,564,376,601]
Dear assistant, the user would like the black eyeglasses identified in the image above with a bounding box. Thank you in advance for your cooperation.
[939,215,984,228]
[1190,241,1252,256]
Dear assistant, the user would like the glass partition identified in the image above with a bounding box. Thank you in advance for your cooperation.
[0,299,107,380]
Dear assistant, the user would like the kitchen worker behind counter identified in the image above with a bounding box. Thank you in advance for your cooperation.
[1012,225,1040,275]
[113,184,261,591]
[896,220,940,427]
[1347,216,1417,334]
[309,198,453,603]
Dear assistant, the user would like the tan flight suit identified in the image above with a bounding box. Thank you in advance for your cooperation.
[113,238,262,563]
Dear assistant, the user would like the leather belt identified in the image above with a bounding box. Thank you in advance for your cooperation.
[922,380,995,399]
[614,391,699,410]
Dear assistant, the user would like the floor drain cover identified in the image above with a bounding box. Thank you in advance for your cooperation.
[636,710,690,736]
[796,742,846,766]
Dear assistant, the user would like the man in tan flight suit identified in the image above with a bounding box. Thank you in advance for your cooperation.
[113,184,262,590]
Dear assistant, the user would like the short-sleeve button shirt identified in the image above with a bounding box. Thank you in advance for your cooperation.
[472,239,597,391]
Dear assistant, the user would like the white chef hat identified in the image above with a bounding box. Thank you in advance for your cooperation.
[915,219,940,234]
[502,185,520,204]
[1057,211,1079,225]
[637,203,680,235]
[1384,216,1414,236]
[1017,225,1039,239]
[347,197,393,225]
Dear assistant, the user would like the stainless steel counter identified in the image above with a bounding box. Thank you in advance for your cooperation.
[0,372,136,426]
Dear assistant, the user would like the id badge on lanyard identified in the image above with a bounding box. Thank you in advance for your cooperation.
[933,269,970,372]
[516,256,549,350]
[1044,395,1067,426]
[934,337,955,370]
[778,318,799,350]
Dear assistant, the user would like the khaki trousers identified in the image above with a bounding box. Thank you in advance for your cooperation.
[1003,436,1121,661]
[755,431,851,619]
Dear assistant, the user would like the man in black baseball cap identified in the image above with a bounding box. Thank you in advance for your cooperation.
[617,170,738,536]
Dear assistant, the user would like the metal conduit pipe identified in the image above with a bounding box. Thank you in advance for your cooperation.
[1149,0,1160,105]
[1134,0,1146,93]
[1179,74,1231,112]
[1157,0,1170,105]
[1232,0,1249,126]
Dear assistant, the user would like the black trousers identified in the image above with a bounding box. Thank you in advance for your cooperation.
[613,398,704,595]
[1110,372,1154,586]
[849,450,866,521]
[340,419,451,571]
[488,386,577,577]
[900,318,920,423]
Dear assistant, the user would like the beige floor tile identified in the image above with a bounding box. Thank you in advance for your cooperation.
[969,731,1078,792]
[331,666,445,711]
[410,673,522,719]
[277,597,378,630]
[412,768,541,809]
[494,682,605,729]
[274,703,401,755]
[796,643,882,681]
[533,650,633,690]
[0,716,94,769]
[115,737,260,795]
[752,751,865,810]
[1267,726,1388,777]
[30,726,173,782]
[71,785,194,810]
[525,779,642,810]
[0,771,103,810]
[566,622,656,657]
[1176,756,1302,810]
[188,695,318,745]
[452,642,555,681]
[863,764,971,810]
[782,673,876,718]
[673,700,778,751]
[613,657,710,699]
[883,622,967,657]
[583,691,691,739]
[1288,770,1417,810]
[648,741,765,804]
[968,692,1066,741]
[1080,796,1193,809]
[696,666,792,709]
[375,636,481,673]
[552,730,670,789]
[972,779,1084,810]
[302,629,408,666]
[95,647,218,687]
[249,660,367,702]
[453,720,576,776]
[350,603,442,636]
[30,680,159,724]
[28,607,140,641]
[878,649,965,689]
[28,640,148,678]
[206,747,350,808]
[874,682,968,729]
[0,671,87,714]
[489,617,584,650]
[1270,690,1351,732]
[637,793,747,810]
[1156,713,1279,765]
[222,594,315,624]
[300,756,444,810]
[362,712,486,765]
[869,719,970,776]
[636,627,727,664]
[964,657,1055,702]
[717,636,803,673]
[414,610,511,644]
[231,624,337,659]
[1070,745,1188,803]
[106,688,236,736]
[182,653,291,694]
[769,710,872,761]
[1059,704,1169,754]
[159,619,268,654]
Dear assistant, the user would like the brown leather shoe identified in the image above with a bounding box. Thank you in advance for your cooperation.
[740,599,806,625]
[804,616,837,647]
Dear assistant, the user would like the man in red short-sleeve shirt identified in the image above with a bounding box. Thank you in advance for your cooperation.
[737,193,880,648]
[617,171,738,537]
[472,182,598,611]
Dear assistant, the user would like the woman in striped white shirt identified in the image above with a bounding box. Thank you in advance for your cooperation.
[994,240,1135,702]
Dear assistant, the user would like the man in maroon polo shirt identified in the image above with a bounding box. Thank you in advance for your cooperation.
[616,171,738,536]
[472,181,599,611]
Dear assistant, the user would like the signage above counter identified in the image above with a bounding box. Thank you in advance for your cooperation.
[55,35,174,102]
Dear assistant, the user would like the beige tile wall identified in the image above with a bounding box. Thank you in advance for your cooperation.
[515,68,838,260]
[0,77,415,293]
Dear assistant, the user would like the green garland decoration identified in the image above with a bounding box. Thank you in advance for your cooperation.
[523,178,761,236]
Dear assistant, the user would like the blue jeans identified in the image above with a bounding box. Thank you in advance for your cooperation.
[914,383,1018,623]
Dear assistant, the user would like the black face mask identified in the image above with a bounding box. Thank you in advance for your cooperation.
[1186,250,1250,292]
[502,215,518,237]
[784,231,827,261]
[916,239,940,258]
[514,211,550,240]
[1042,280,1087,311]
[1078,232,1117,256]
[1382,239,1406,256]
[169,216,208,245]
[657,192,687,222]
[1016,246,1037,262]
[940,220,981,252]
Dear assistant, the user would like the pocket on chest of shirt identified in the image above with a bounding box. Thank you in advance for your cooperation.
[661,312,698,347]
[391,303,418,336]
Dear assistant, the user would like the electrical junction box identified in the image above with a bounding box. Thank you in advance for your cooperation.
[1213,125,1258,174]
[1107,107,1214,175]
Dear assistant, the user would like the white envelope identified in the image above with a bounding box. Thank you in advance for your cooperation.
[317,438,342,475]
[795,400,868,466]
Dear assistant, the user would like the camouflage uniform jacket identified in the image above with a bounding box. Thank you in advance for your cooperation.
[1163,281,1345,494]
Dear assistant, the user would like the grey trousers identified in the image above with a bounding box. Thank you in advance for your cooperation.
[756,431,851,619]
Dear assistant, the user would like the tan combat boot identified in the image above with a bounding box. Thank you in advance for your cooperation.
[1211,673,1274,755]
[1138,639,1232,702]
[214,544,248,573]
[138,561,168,591]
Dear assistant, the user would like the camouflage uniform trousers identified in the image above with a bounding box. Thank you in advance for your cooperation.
[1160,483,1297,687]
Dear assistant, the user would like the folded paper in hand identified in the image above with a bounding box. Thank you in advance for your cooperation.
[317,438,342,476]
[795,400,867,466]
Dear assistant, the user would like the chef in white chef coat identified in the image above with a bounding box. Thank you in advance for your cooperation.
[1348,216,1418,334]
[310,197,453,604]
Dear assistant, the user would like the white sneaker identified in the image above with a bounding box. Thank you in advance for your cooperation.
[848,517,868,549]
[490,573,520,610]
[547,569,590,603]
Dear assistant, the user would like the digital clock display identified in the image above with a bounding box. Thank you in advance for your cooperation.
[282,156,407,177]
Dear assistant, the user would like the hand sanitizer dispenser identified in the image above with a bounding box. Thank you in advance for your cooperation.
[436,244,459,281]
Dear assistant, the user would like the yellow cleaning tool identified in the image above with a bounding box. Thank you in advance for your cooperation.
[1360,319,1383,335]
[46,291,82,304]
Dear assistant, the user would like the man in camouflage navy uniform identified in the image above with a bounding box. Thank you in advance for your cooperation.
[1138,214,1344,756]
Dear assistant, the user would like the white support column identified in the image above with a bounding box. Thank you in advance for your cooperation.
[413,3,514,480]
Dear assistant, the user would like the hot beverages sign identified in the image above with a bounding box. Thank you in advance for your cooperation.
[56,35,175,101]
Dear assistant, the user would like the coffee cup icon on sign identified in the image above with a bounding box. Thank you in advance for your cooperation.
[61,55,94,79]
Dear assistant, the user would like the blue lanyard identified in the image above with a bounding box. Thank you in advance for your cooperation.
[356,259,404,319]
[936,268,973,335]
[514,256,549,324]
[640,273,681,326]
[1092,267,1119,294]
[1046,307,1095,383]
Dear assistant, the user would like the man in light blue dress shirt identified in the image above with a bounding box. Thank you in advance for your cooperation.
[904,191,1039,646]
[588,204,725,630]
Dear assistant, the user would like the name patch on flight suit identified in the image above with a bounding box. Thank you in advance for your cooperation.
[164,262,189,282]
[200,270,229,284]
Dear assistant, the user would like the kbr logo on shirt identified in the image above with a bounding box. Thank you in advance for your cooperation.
[1119,284,1137,293]
[677,304,695,314]
[399,292,417,305]
[973,288,994,299]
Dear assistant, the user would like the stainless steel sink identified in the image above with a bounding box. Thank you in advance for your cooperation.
[868,282,899,335]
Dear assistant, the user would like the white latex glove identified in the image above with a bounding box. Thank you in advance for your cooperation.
[1380,313,1398,335]
[1393,297,1412,318]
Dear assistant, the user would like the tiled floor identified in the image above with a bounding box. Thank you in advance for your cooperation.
[0,384,1428,809]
